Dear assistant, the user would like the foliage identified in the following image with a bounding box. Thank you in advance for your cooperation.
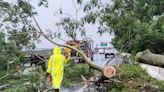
[0,1,48,91]
[100,0,164,54]
[0,32,21,70]
[0,0,50,71]
[56,17,86,40]
[1,66,45,92]
[0,0,35,70]
[0,0,40,50]
[62,61,92,87]
[0,0,93,91]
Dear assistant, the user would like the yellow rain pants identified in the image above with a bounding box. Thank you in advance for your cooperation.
[47,47,67,89]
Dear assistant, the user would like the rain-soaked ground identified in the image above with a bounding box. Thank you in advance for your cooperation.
[23,53,124,92]
[23,52,125,92]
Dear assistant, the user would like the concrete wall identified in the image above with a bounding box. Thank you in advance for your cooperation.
[140,63,164,81]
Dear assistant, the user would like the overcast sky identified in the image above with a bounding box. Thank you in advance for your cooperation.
[32,0,114,49]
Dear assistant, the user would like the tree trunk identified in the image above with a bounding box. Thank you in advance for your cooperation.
[135,49,164,68]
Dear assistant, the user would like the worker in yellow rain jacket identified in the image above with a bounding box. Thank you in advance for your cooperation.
[47,46,67,92]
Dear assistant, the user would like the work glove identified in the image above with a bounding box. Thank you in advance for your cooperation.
[46,73,52,82]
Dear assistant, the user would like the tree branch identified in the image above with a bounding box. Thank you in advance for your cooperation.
[54,12,75,20]
[32,16,103,72]
[72,0,77,10]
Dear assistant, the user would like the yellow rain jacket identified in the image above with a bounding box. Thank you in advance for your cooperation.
[47,47,67,89]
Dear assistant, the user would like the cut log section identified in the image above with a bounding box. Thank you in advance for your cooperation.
[103,66,116,78]
[135,49,164,68]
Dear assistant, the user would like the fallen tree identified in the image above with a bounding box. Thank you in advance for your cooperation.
[135,49,164,68]
[33,17,116,79]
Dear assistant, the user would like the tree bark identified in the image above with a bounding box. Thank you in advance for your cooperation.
[135,49,164,68]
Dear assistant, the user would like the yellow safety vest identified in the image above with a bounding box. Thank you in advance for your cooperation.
[47,47,67,89]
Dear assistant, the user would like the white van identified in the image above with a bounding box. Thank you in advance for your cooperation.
[99,49,104,54]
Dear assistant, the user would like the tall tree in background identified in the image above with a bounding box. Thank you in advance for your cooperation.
[0,0,41,50]
[0,0,46,69]
[100,0,164,54]
[79,0,164,54]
